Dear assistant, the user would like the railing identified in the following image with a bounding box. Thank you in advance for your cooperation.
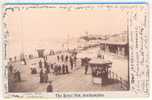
[108,70,129,90]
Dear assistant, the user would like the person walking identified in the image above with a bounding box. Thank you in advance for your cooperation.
[44,60,48,69]
[54,64,58,75]
[62,64,66,74]
[15,70,21,82]
[57,64,60,75]
[61,54,64,62]
[65,55,68,62]
[57,55,60,61]
[74,55,77,67]
[9,64,13,73]
[45,62,50,73]
[39,60,42,68]
[40,69,44,83]
[44,71,48,83]
[84,64,88,75]
[65,64,69,74]
[70,56,73,70]
[84,57,89,75]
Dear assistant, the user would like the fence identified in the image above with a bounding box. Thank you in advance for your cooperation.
[108,70,129,90]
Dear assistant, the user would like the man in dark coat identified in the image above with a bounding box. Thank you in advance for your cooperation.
[65,55,68,62]
[58,65,61,74]
[15,70,21,82]
[44,71,48,83]
[39,60,42,68]
[57,55,59,61]
[70,57,73,70]
[44,60,48,68]
[46,65,50,73]
[54,65,58,75]
[51,64,54,69]
[84,64,88,75]
[84,57,89,74]
[9,64,13,73]
[47,81,53,92]
[65,64,69,74]
[62,64,66,74]
[74,55,77,67]
[40,69,44,83]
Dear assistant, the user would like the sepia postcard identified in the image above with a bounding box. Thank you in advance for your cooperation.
[1,1,149,98]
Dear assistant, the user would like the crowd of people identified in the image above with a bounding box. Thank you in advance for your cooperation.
[8,51,92,84]
[38,58,49,83]
[7,50,96,92]
[55,53,77,73]
[37,52,78,83]
[8,63,21,82]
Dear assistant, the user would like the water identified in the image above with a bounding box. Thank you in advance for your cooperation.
[7,37,79,58]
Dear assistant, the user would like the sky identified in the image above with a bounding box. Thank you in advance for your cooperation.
[5,6,128,58]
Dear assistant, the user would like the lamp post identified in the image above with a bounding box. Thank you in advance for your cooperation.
[127,11,130,90]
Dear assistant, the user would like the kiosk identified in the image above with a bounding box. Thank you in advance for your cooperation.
[89,59,112,85]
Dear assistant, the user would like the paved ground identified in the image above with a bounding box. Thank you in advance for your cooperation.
[8,48,128,92]
[10,65,124,92]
